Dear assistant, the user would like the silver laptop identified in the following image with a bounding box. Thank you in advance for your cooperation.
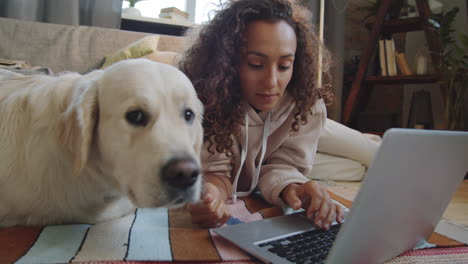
[213,128,468,264]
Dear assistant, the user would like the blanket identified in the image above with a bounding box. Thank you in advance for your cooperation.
[0,191,465,264]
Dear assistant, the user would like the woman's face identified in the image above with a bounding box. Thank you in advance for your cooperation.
[239,20,297,112]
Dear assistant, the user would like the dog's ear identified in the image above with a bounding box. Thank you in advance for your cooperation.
[58,76,99,175]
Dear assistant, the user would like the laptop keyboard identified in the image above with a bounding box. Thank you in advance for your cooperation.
[257,224,341,264]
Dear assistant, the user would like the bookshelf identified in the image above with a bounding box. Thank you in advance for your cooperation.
[369,17,428,33]
[342,0,443,130]
[363,74,438,84]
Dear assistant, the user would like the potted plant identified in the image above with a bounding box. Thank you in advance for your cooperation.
[123,0,144,16]
[434,7,468,130]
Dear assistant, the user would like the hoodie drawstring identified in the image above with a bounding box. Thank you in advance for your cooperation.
[230,112,271,203]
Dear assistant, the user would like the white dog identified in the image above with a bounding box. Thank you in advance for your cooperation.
[0,59,203,227]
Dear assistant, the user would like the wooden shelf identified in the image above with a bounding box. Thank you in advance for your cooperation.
[364,74,439,84]
[342,0,443,129]
[366,17,436,34]
[383,17,424,33]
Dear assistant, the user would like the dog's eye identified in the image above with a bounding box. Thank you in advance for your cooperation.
[184,109,195,124]
[126,110,148,126]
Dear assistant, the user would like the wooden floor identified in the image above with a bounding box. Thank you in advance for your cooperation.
[445,179,468,226]
[330,179,468,226]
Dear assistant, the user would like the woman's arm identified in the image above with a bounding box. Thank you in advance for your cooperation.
[258,100,327,205]
[257,100,344,229]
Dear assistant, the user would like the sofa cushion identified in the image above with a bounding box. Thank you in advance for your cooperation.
[101,35,160,69]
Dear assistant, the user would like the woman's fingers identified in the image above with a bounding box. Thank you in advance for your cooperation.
[334,202,345,223]
[186,182,231,227]
[324,202,337,230]
[200,202,231,227]
[297,181,341,230]
[189,205,229,227]
[301,181,323,220]
[314,191,333,229]
[186,197,216,215]
[282,184,302,210]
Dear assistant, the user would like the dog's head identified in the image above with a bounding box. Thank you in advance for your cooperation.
[58,58,203,208]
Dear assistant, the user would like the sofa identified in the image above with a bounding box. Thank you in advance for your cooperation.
[0,17,184,74]
[0,17,381,182]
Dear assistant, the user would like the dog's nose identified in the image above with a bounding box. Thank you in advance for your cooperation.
[161,158,200,189]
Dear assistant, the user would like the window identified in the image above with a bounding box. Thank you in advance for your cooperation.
[122,0,227,24]
[193,0,227,23]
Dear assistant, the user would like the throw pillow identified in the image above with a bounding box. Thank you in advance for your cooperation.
[101,35,160,69]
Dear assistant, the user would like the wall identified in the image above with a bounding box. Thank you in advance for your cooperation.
[303,0,346,122]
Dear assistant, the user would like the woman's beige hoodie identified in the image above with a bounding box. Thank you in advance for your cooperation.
[201,92,326,206]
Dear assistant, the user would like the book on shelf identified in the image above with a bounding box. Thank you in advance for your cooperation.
[395,52,413,75]
[378,37,398,77]
[378,39,388,76]
[378,37,415,77]
[385,38,398,76]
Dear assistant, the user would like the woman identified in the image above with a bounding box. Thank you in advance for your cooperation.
[180,0,344,230]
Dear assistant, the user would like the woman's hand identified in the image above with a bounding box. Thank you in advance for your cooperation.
[281,181,344,230]
[185,182,231,228]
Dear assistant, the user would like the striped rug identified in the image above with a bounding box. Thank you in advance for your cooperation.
[0,195,277,264]
[0,192,465,264]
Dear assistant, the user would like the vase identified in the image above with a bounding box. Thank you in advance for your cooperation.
[123,7,141,16]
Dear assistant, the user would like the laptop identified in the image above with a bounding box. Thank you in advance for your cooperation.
[213,128,468,264]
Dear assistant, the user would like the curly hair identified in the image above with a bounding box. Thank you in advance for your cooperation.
[179,0,333,156]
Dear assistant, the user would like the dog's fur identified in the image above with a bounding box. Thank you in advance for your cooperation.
[0,59,203,227]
